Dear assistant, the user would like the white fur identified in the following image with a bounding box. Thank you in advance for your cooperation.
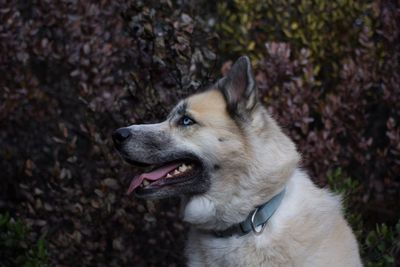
[184,196,216,225]
[184,169,362,267]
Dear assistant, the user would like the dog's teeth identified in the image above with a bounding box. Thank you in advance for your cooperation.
[173,169,180,175]
[179,164,187,172]
[143,180,150,186]
[166,173,172,178]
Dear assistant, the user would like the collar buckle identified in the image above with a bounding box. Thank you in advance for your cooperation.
[250,207,266,235]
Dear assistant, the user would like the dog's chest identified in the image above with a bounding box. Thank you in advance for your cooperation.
[185,230,291,267]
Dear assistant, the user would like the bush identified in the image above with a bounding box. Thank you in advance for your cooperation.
[217,0,400,265]
[364,222,400,267]
[216,0,400,220]
[216,0,373,83]
[0,0,215,266]
[0,0,399,265]
[0,213,48,267]
[328,169,400,266]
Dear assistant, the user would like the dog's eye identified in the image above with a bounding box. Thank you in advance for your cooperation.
[179,115,195,127]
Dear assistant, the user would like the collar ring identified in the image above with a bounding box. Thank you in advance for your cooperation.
[250,207,266,235]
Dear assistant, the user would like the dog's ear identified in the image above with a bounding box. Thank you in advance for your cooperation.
[218,56,258,117]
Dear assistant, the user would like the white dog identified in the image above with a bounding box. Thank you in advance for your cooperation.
[113,56,362,267]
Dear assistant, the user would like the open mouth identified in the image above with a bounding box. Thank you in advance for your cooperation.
[126,160,201,196]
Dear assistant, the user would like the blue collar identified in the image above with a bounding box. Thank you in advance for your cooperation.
[212,189,286,238]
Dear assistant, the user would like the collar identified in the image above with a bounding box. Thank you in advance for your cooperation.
[210,189,286,238]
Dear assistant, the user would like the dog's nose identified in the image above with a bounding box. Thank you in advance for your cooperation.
[112,128,131,146]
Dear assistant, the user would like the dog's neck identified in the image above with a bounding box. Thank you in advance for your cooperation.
[182,184,287,232]
[208,188,286,237]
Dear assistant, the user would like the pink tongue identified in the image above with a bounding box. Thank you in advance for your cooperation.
[126,163,181,195]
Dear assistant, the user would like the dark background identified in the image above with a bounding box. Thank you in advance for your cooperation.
[0,0,399,266]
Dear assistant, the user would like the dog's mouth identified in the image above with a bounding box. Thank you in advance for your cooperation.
[126,159,201,197]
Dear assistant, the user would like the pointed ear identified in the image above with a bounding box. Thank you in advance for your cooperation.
[218,56,258,117]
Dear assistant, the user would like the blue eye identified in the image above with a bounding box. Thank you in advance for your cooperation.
[180,115,195,126]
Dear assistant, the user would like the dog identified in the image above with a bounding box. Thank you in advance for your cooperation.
[113,56,362,266]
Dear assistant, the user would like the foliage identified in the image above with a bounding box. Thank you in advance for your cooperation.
[327,168,360,197]
[0,213,48,267]
[239,0,400,220]
[216,0,374,84]
[256,35,399,206]
[364,222,400,267]
[218,1,400,264]
[120,0,218,123]
[328,169,400,266]
[0,0,399,266]
[0,0,214,266]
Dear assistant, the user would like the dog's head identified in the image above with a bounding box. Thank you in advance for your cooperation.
[113,56,299,225]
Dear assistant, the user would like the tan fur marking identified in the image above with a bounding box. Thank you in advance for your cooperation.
[187,90,230,126]
[186,89,251,156]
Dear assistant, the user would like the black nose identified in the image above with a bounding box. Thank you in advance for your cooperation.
[112,128,131,146]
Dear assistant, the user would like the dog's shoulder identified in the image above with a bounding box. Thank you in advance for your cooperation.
[277,169,342,221]
[265,169,362,266]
